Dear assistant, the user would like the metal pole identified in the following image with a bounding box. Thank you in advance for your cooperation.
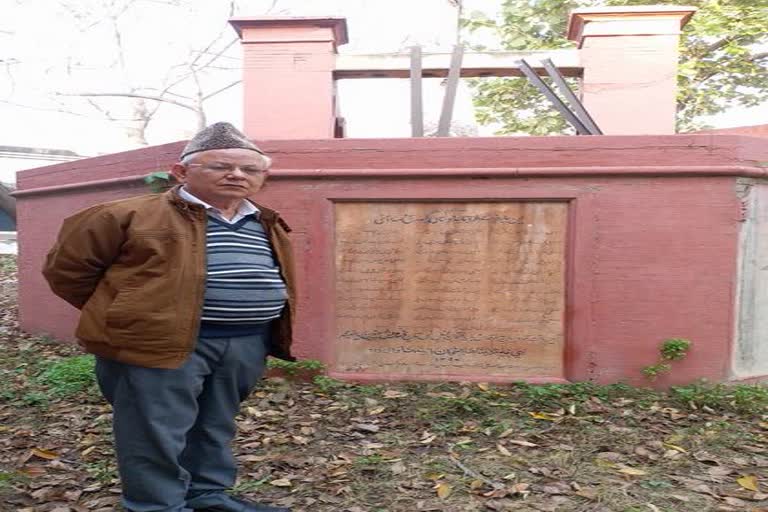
[437,45,464,137]
[410,46,424,137]
[517,58,590,135]
[541,58,602,135]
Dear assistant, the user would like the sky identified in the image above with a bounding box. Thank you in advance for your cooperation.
[0,0,480,160]
[1,0,766,183]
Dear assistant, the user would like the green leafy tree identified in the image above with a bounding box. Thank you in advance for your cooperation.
[465,0,768,135]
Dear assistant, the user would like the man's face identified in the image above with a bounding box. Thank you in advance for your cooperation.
[170,148,269,204]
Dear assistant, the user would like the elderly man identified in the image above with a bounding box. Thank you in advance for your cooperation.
[43,122,295,512]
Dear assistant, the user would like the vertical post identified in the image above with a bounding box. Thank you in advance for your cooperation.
[437,45,464,137]
[567,6,697,135]
[410,46,424,137]
[229,17,349,139]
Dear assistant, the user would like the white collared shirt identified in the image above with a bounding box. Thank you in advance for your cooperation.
[178,186,260,224]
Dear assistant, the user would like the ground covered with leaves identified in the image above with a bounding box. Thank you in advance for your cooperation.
[0,255,767,512]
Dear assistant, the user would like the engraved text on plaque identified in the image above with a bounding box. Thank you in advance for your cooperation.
[334,202,567,379]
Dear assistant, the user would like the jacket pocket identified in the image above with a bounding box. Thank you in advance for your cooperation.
[104,285,179,348]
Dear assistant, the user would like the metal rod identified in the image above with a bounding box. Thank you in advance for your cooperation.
[410,46,424,137]
[437,45,464,137]
[517,58,590,135]
[542,58,602,135]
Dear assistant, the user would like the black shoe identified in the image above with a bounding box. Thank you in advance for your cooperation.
[193,495,291,512]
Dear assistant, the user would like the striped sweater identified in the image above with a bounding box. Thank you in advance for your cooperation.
[199,215,287,337]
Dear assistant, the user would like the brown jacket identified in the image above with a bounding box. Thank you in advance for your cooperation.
[42,187,297,368]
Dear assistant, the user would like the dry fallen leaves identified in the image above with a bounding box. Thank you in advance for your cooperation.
[435,483,453,499]
[737,474,759,492]
[528,411,561,421]
[508,439,538,448]
[618,467,648,476]
[30,447,59,460]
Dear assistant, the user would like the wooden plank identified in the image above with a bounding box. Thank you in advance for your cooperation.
[437,46,464,137]
[334,49,581,79]
[410,46,424,138]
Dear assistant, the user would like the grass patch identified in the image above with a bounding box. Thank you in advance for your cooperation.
[36,354,97,397]
[0,255,16,274]
[0,349,97,407]
[312,375,345,393]
[0,470,28,494]
[515,381,656,409]
[267,357,325,376]
[232,476,270,493]
[83,460,117,483]
[669,380,768,415]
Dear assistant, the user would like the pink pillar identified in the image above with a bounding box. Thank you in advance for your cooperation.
[229,17,348,139]
[567,6,697,135]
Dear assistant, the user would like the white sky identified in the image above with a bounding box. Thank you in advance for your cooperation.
[0,0,479,160]
[0,0,766,183]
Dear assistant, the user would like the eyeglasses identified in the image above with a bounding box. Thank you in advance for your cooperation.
[186,163,268,176]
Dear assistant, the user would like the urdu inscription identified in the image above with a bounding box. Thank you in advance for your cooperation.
[334,202,567,379]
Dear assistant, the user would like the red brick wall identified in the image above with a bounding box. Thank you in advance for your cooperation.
[15,134,768,385]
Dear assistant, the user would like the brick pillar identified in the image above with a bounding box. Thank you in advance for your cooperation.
[567,6,697,135]
[229,17,348,139]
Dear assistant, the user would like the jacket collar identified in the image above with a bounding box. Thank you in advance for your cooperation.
[164,185,291,232]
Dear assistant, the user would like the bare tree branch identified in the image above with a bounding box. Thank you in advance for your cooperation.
[192,51,239,62]
[265,0,280,14]
[57,92,199,112]
[702,37,732,55]
[0,99,112,118]
[40,0,273,143]
[452,0,463,46]
[202,79,241,101]
[86,98,116,120]
[0,59,19,95]
[189,67,207,129]
[141,88,194,100]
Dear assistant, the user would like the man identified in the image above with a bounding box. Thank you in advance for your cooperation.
[43,122,295,512]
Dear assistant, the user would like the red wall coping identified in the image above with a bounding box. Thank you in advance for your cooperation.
[694,125,768,139]
[12,165,768,199]
[16,134,768,192]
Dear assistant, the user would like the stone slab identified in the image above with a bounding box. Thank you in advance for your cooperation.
[333,201,567,379]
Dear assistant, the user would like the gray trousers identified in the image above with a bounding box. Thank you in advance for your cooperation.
[95,325,270,512]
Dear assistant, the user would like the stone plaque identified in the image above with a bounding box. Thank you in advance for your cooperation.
[334,202,567,379]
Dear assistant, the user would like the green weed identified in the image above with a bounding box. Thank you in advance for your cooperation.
[36,355,96,397]
[0,256,16,274]
[642,338,692,380]
[84,460,117,483]
[232,476,270,493]
[670,381,768,416]
[20,391,49,406]
[267,358,325,376]
[312,375,344,393]
[0,470,28,494]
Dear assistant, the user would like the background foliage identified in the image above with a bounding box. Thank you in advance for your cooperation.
[465,0,768,135]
